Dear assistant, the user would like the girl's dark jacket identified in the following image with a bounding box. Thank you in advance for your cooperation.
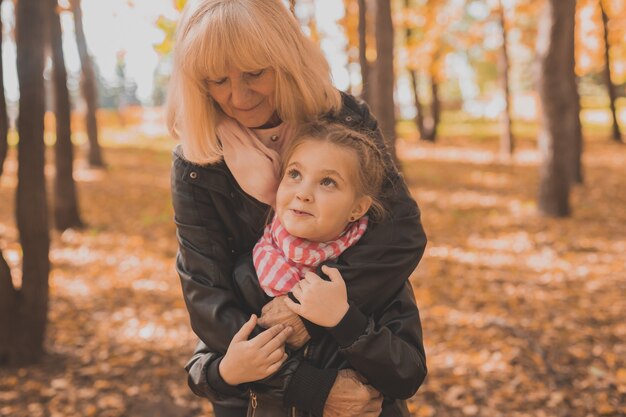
[171,92,428,417]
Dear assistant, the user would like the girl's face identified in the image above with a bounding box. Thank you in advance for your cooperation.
[206,67,279,128]
[276,140,372,242]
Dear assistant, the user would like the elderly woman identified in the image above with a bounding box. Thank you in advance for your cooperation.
[168,1,427,416]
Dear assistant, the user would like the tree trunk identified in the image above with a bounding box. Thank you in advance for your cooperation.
[375,0,398,166]
[498,0,514,156]
[49,0,83,230]
[409,70,426,139]
[71,0,104,168]
[570,6,584,185]
[420,74,439,142]
[0,0,51,367]
[600,0,622,143]
[358,0,370,105]
[570,77,584,185]
[536,0,577,217]
[405,0,426,140]
[0,0,9,178]
[413,49,441,143]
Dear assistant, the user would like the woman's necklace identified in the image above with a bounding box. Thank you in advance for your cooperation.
[252,124,283,151]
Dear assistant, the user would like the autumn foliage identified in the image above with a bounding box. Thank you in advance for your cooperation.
[1,0,626,415]
[1,119,625,415]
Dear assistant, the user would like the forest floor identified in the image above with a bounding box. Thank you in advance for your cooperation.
[0,127,625,417]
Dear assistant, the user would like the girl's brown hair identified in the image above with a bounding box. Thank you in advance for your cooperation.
[282,122,388,222]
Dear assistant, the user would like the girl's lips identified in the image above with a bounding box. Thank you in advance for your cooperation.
[290,209,313,217]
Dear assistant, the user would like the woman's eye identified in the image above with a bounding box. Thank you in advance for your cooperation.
[320,177,337,187]
[206,76,228,86]
[287,169,301,180]
[246,69,265,78]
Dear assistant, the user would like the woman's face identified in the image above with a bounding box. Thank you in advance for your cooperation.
[206,67,278,128]
[276,140,372,242]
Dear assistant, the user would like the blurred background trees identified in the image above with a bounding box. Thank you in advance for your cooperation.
[0,0,625,366]
[0,2,624,416]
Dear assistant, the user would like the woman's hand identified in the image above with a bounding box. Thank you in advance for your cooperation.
[284,266,349,328]
[219,314,292,385]
[323,369,383,417]
[258,296,311,349]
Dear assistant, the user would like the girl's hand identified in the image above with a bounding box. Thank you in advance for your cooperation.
[284,265,349,328]
[219,314,292,385]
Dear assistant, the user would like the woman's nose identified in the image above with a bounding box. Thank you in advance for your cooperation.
[230,78,252,108]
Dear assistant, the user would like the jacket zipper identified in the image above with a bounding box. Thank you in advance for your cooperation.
[291,344,312,417]
[249,391,258,417]
[250,346,312,417]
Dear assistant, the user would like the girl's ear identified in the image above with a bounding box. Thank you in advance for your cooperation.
[350,195,372,221]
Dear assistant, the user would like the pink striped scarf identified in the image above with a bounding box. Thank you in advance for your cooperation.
[253,215,369,297]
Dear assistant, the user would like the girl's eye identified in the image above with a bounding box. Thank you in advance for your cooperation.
[320,177,337,187]
[287,169,301,180]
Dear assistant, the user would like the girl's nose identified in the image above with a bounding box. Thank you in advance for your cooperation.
[295,190,313,202]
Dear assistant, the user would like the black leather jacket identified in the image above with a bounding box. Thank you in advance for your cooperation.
[188,265,426,417]
[172,92,428,416]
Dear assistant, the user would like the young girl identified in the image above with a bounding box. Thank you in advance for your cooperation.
[253,120,386,306]
[213,122,426,416]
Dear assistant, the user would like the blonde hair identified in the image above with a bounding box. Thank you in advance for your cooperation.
[166,0,342,164]
[282,122,388,222]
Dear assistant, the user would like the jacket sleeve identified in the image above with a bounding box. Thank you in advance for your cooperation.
[184,341,248,402]
[171,155,261,353]
[326,281,427,399]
